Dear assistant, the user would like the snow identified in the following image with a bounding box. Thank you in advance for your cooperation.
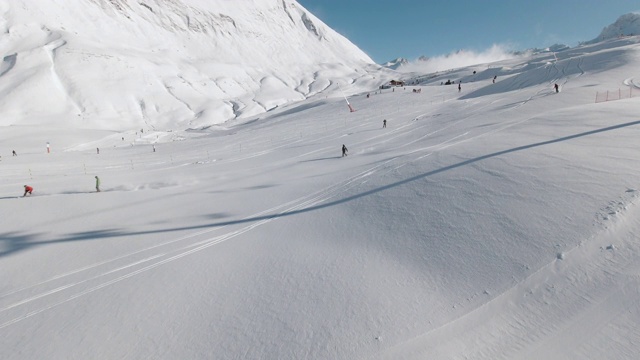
[588,12,640,44]
[2,3,640,359]
[0,0,392,130]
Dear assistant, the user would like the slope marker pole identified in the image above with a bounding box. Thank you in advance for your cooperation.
[337,83,356,112]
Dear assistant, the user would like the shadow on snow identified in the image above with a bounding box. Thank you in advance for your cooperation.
[2,119,639,258]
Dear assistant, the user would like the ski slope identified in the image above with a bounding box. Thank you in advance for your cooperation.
[1,37,640,359]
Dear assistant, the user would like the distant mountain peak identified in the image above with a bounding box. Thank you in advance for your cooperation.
[587,12,640,43]
[382,57,408,70]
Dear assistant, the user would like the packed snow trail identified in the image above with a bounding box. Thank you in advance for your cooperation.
[0,151,403,329]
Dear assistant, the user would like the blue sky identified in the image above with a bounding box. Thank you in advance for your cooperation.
[297,0,640,64]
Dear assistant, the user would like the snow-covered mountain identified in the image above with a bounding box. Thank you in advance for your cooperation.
[388,13,640,75]
[587,12,640,43]
[0,0,390,130]
[382,57,409,70]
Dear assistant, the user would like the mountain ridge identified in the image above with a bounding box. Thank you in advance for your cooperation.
[0,0,390,130]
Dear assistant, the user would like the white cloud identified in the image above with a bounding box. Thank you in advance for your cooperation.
[398,44,525,73]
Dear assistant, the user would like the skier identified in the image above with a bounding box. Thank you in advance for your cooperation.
[96,147,100,154]
[12,150,17,156]
[493,75,497,83]
[95,176,101,192]
[342,144,348,157]
[554,83,559,93]
[23,185,33,197]
[458,82,462,92]
[383,119,387,128]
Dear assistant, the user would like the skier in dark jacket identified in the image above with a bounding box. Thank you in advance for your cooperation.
[342,144,348,157]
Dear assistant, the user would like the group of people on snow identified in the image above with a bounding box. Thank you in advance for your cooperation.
[12,114,399,198]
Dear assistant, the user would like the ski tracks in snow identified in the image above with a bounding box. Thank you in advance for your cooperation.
[0,52,594,331]
[0,79,558,329]
[0,153,394,329]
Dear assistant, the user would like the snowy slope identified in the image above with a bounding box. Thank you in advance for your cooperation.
[0,0,391,130]
[2,32,640,359]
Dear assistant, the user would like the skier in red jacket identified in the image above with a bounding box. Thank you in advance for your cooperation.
[23,185,33,197]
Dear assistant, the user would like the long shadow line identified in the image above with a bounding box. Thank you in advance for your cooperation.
[2,120,639,256]
[179,119,640,229]
[284,119,640,216]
